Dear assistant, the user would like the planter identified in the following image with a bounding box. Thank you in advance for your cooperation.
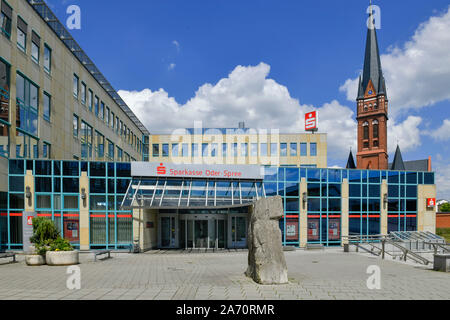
[46,251,79,266]
[25,255,46,266]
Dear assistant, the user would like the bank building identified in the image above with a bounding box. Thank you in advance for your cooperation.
[0,0,437,252]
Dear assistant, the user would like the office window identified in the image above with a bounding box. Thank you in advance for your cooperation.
[43,143,50,159]
[99,101,104,120]
[290,143,298,156]
[300,143,307,156]
[94,96,99,116]
[310,143,317,156]
[192,144,199,157]
[162,144,169,157]
[270,143,278,156]
[260,143,268,156]
[81,82,86,105]
[172,143,179,157]
[106,107,110,126]
[96,131,104,158]
[73,115,79,137]
[363,121,369,140]
[373,120,379,139]
[1,1,13,39]
[211,143,218,157]
[250,143,258,157]
[241,143,248,157]
[17,17,27,52]
[111,112,115,129]
[43,44,51,73]
[152,144,159,157]
[43,92,51,121]
[202,143,208,157]
[222,143,227,157]
[87,89,93,111]
[81,121,93,159]
[31,31,40,63]
[116,116,119,133]
[73,74,79,98]
[0,58,10,131]
[119,121,123,136]
[107,140,114,160]
[116,147,123,161]
[16,73,38,135]
[232,143,238,157]
[280,143,287,157]
[182,143,188,157]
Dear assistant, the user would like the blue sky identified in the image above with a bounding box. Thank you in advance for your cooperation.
[46,0,450,198]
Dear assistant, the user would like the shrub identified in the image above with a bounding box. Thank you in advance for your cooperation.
[49,237,74,252]
[30,217,59,245]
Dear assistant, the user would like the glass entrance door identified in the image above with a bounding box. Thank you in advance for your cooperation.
[195,220,208,248]
[231,216,247,248]
[160,216,177,248]
[179,213,227,249]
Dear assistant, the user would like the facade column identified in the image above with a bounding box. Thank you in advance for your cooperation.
[79,172,90,251]
[418,185,437,233]
[380,179,388,235]
[133,207,143,252]
[299,177,308,248]
[341,178,349,245]
[24,170,35,212]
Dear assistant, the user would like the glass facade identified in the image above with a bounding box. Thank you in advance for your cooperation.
[0,160,435,250]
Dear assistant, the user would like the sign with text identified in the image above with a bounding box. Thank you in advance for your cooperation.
[132,162,263,180]
[427,198,436,208]
[305,111,318,132]
[22,211,37,253]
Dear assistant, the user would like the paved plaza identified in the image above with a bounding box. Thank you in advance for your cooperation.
[0,249,449,300]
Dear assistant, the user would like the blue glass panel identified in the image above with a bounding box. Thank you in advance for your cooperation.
[35,161,52,175]
[264,167,278,181]
[63,162,79,176]
[307,198,320,212]
[116,163,131,177]
[307,169,320,182]
[35,177,51,193]
[328,184,341,197]
[264,183,277,196]
[388,185,398,197]
[108,163,115,177]
[406,200,417,212]
[277,183,285,196]
[369,185,380,197]
[349,199,360,212]
[285,168,299,181]
[321,169,328,182]
[90,179,106,193]
[278,168,285,181]
[406,217,417,231]
[418,172,423,184]
[348,170,361,183]
[368,171,380,183]
[349,184,361,197]
[328,199,340,212]
[9,160,24,174]
[368,218,380,235]
[321,198,327,211]
[307,184,320,197]
[369,199,380,212]
[406,172,417,184]
[388,199,399,212]
[388,171,399,184]
[9,176,24,192]
[328,169,341,183]
[63,178,79,193]
[90,162,106,177]
[286,198,299,212]
[406,185,417,197]
[285,182,299,197]
[424,173,434,185]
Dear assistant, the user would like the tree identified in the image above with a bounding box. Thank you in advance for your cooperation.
[440,203,450,212]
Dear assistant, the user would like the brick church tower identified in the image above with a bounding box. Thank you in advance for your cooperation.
[356,5,389,170]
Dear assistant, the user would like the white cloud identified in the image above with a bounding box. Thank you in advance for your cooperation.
[168,63,176,70]
[172,40,180,52]
[388,116,423,153]
[340,6,450,116]
[120,63,358,159]
[430,119,450,141]
[435,160,450,200]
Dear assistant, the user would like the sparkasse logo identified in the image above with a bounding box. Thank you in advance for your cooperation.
[157,163,166,175]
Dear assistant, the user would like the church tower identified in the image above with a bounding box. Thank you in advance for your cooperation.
[356,4,389,170]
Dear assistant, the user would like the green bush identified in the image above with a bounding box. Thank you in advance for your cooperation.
[29,217,73,254]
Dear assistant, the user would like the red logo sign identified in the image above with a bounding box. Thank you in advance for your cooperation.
[27,216,33,226]
[157,163,166,175]
[427,198,436,207]
[305,111,317,131]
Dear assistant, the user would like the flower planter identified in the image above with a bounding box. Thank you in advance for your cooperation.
[46,251,79,266]
[25,255,46,266]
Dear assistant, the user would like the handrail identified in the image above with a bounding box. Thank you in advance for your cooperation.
[384,239,431,265]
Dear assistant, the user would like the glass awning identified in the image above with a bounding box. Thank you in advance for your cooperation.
[120,178,265,209]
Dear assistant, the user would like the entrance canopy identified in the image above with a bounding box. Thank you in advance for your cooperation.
[121,178,265,209]
[121,162,266,209]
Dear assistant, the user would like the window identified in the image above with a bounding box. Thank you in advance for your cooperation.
[16,73,38,135]
[202,143,208,157]
[107,140,114,160]
[31,31,40,63]
[260,143,267,156]
[270,143,278,156]
[17,17,27,52]
[300,143,307,156]
[43,44,51,73]
[43,142,50,159]
[152,144,159,157]
[172,143,179,157]
[363,121,369,140]
[290,143,297,156]
[73,74,79,98]
[99,101,104,120]
[116,116,119,133]
[211,143,218,157]
[116,147,123,161]
[373,140,379,148]
[280,143,287,157]
[182,143,188,157]
[81,82,86,105]
[73,115,78,137]
[222,143,227,157]
[241,143,248,157]
[192,144,199,157]
[94,96,99,116]
[81,121,93,159]
[43,92,51,121]
[373,120,379,139]
[162,144,169,157]
[1,1,12,39]
[0,58,11,123]
[111,112,115,129]
[96,131,104,158]
[310,143,317,156]
[232,143,238,157]
[88,89,93,111]
[106,107,110,126]
[250,143,258,157]
[119,120,123,135]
